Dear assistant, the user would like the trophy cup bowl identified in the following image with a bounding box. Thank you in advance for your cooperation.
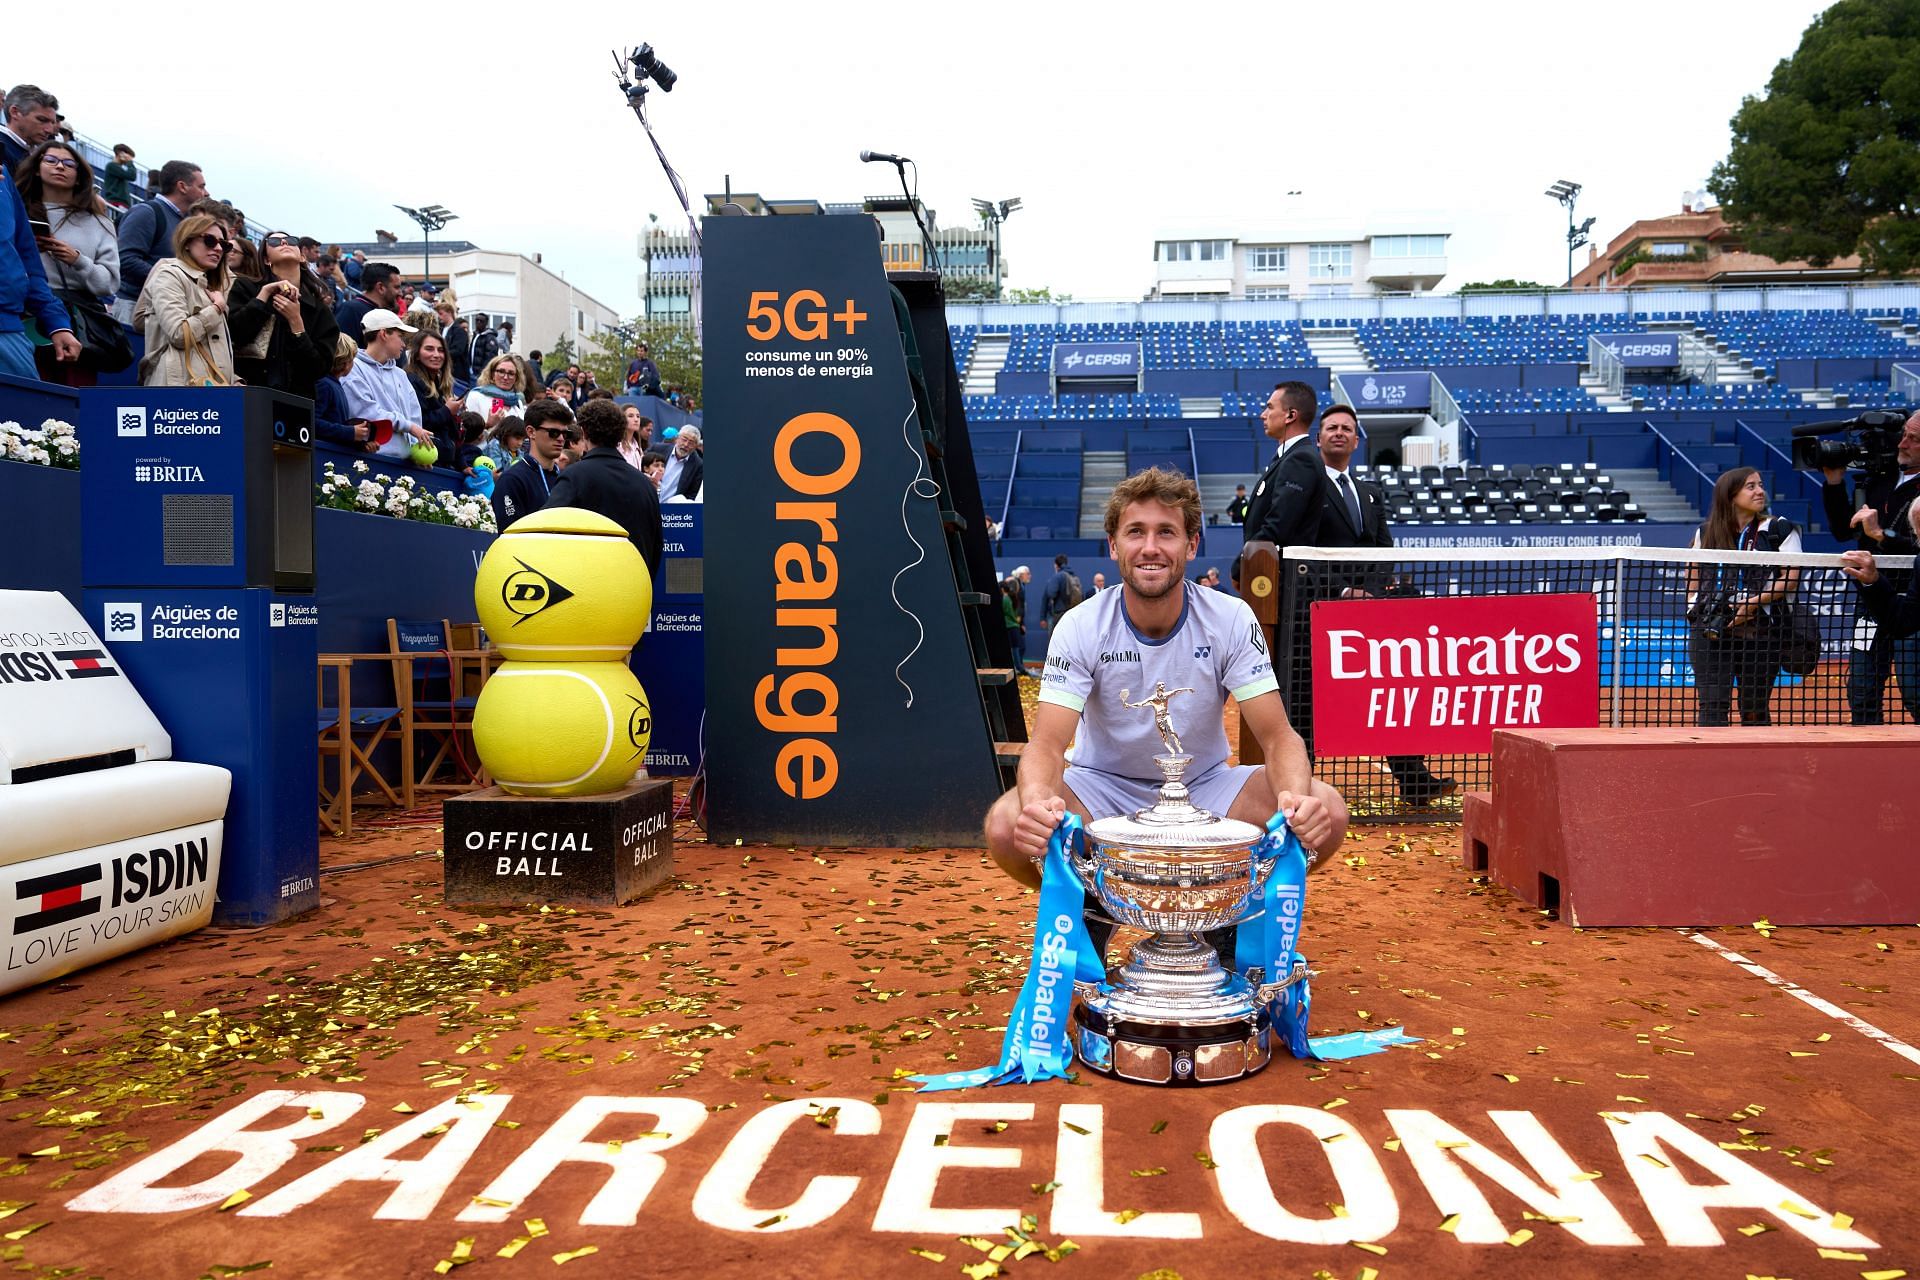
[1065,684,1309,1087]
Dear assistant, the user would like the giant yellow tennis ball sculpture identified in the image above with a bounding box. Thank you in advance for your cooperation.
[472,662,652,796]
[472,507,655,796]
[474,508,651,661]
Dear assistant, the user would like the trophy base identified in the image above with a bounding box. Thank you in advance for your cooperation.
[1071,997,1272,1087]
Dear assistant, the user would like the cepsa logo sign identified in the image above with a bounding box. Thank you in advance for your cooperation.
[759,412,860,801]
[1311,593,1598,755]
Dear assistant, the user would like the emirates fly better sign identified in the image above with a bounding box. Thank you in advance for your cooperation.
[1309,594,1598,754]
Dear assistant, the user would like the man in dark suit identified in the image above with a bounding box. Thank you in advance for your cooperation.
[542,399,664,582]
[1313,404,1457,806]
[1821,412,1920,723]
[1236,380,1329,757]
[1241,380,1328,553]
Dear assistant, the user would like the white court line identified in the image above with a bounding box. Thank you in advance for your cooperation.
[1687,931,1920,1068]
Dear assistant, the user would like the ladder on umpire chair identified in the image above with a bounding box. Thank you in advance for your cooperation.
[889,274,1028,789]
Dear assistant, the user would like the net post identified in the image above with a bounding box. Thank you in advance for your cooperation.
[1238,540,1280,766]
[1609,556,1626,728]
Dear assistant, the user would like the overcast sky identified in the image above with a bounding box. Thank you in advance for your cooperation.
[27,0,1829,318]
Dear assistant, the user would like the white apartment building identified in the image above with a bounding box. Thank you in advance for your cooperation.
[1150,217,1449,300]
[333,240,623,355]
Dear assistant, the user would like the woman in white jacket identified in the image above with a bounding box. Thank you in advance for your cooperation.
[133,213,235,387]
[13,140,119,386]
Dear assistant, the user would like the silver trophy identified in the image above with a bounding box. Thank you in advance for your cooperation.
[1067,682,1307,1086]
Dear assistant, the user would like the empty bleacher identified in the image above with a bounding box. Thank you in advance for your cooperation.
[996,321,1318,373]
[1354,315,1639,367]
[951,298,1920,557]
[1355,461,1647,524]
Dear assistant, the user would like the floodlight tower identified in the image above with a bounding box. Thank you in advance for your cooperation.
[1546,181,1594,285]
[394,204,458,291]
[971,197,1022,300]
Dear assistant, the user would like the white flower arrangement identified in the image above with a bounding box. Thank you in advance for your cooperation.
[0,418,80,471]
[316,461,497,533]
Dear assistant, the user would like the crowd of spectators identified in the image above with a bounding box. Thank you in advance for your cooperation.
[1,78,705,531]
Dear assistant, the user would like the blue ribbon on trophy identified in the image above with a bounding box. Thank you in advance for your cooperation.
[913,813,1107,1092]
[1240,809,1421,1062]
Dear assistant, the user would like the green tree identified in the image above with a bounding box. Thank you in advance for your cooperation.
[1456,279,1551,293]
[580,319,702,405]
[544,334,577,371]
[1005,285,1074,304]
[1709,0,1920,274]
[942,275,998,300]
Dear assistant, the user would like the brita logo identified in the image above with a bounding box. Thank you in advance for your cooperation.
[133,464,205,483]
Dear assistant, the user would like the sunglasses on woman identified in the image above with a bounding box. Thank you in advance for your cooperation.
[198,233,230,252]
[262,233,296,248]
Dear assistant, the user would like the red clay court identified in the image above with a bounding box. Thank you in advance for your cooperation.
[0,758,1914,1280]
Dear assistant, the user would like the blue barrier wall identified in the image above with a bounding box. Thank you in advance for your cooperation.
[1236,368,1330,394]
[1145,369,1236,396]
[995,372,1051,396]
[1,461,82,602]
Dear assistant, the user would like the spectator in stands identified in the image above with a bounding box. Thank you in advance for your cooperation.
[1092,572,1107,593]
[499,319,515,353]
[340,309,433,462]
[1687,467,1801,728]
[641,450,666,489]
[101,145,138,213]
[543,399,665,579]
[444,307,472,384]
[431,300,458,359]
[408,329,464,462]
[186,199,243,259]
[658,424,703,500]
[627,341,662,396]
[342,249,365,286]
[1225,484,1249,525]
[452,410,486,470]
[620,406,653,467]
[114,159,205,323]
[335,262,400,344]
[314,332,371,448]
[224,235,261,283]
[0,169,77,380]
[1311,403,1457,804]
[493,399,573,529]
[468,312,499,375]
[1235,380,1328,589]
[512,354,544,405]
[1,86,58,176]
[314,254,348,308]
[1842,502,1920,640]
[466,353,523,425]
[1040,553,1083,629]
[226,230,339,396]
[1002,579,1023,673]
[297,236,320,275]
[485,415,526,470]
[548,375,576,408]
[1822,412,1920,724]
[134,214,231,386]
[14,141,117,387]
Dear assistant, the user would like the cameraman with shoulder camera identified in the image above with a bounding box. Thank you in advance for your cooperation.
[1820,410,1920,723]
[1840,501,1920,641]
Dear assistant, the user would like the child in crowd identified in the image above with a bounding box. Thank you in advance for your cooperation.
[484,415,526,470]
